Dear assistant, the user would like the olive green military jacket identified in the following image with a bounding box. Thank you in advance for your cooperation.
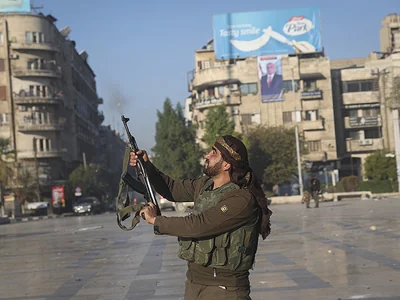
[145,161,260,287]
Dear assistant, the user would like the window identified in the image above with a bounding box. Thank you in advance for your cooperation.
[305,110,319,121]
[303,79,317,91]
[38,32,44,43]
[307,141,321,152]
[25,32,31,44]
[343,80,378,93]
[32,32,37,43]
[393,31,400,50]
[29,85,34,96]
[283,112,292,123]
[0,32,3,45]
[283,80,300,92]
[347,109,358,117]
[207,87,215,97]
[40,59,46,69]
[365,128,381,139]
[203,61,210,69]
[218,86,224,96]
[363,108,379,117]
[45,139,51,151]
[39,139,44,151]
[240,83,258,95]
[36,86,41,97]
[0,59,4,72]
[241,113,260,125]
[0,113,8,124]
[346,131,360,139]
[0,86,6,99]
[42,86,47,97]
[28,59,39,70]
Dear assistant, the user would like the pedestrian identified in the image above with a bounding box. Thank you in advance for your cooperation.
[304,175,320,208]
[130,135,272,300]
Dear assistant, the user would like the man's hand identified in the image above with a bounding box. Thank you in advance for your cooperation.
[139,202,157,225]
[129,150,149,167]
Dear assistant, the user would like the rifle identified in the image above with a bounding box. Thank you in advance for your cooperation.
[116,115,161,231]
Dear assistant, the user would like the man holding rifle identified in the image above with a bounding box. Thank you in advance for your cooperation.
[130,135,272,300]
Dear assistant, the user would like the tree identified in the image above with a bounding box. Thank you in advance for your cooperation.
[66,164,117,202]
[202,105,236,148]
[0,138,14,187]
[151,98,203,179]
[364,149,396,181]
[246,126,303,187]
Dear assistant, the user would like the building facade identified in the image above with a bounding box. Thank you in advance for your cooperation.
[0,12,122,203]
[186,14,400,181]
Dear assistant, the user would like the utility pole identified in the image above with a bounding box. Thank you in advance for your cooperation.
[292,68,303,196]
[82,152,87,170]
[33,138,41,202]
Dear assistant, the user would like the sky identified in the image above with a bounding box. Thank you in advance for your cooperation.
[34,0,399,151]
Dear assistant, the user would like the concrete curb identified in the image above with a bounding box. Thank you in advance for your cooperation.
[8,214,65,224]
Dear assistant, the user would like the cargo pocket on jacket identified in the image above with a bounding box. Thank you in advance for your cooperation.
[195,239,215,266]
[178,239,195,262]
[213,233,230,267]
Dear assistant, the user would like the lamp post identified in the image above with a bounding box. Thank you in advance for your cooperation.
[292,68,303,196]
[346,137,354,176]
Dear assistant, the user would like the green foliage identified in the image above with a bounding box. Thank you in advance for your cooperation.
[364,150,396,181]
[246,126,302,186]
[151,98,203,179]
[66,164,117,201]
[360,180,395,193]
[340,176,360,192]
[202,105,236,148]
[0,137,13,186]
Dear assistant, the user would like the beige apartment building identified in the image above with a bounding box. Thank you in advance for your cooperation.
[187,40,337,169]
[0,12,113,202]
[186,13,400,180]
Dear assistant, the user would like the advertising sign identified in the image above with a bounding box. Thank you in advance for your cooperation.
[213,7,321,59]
[258,55,284,102]
[52,186,65,208]
[0,0,30,13]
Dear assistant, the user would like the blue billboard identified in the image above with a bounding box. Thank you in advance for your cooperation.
[0,0,30,13]
[213,7,322,60]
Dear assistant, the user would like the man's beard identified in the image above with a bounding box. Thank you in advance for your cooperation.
[203,158,224,177]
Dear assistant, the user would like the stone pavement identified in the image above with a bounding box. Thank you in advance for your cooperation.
[0,198,399,299]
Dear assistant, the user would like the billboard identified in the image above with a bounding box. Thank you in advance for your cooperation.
[213,7,321,59]
[258,55,284,102]
[0,0,30,13]
[52,186,65,208]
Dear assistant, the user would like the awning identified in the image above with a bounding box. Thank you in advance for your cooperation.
[300,72,325,80]
[193,79,241,91]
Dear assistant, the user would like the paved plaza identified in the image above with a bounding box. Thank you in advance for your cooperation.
[0,198,399,300]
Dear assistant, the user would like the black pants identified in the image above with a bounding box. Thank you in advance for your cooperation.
[184,280,251,300]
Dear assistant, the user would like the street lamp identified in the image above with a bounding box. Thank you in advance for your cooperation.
[346,137,354,176]
[292,68,304,196]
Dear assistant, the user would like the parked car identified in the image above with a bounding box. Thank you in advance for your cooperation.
[73,197,104,215]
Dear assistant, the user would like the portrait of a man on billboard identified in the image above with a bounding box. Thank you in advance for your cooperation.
[258,56,284,102]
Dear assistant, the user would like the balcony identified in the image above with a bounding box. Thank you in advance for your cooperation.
[342,91,379,106]
[13,68,61,79]
[347,138,384,152]
[11,42,60,52]
[303,152,327,162]
[194,94,241,110]
[14,94,63,105]
[192,65,240,89]
[344,116,382,129]
[18,150,64,159]
[18,123,64,132]
[301,89,323,100]
[300,119,324,131]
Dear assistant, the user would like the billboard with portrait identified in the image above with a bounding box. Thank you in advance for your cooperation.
[52,186,65,208]
[258,55,284,103]
[213,7,321,59]
[0,0,30,12]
